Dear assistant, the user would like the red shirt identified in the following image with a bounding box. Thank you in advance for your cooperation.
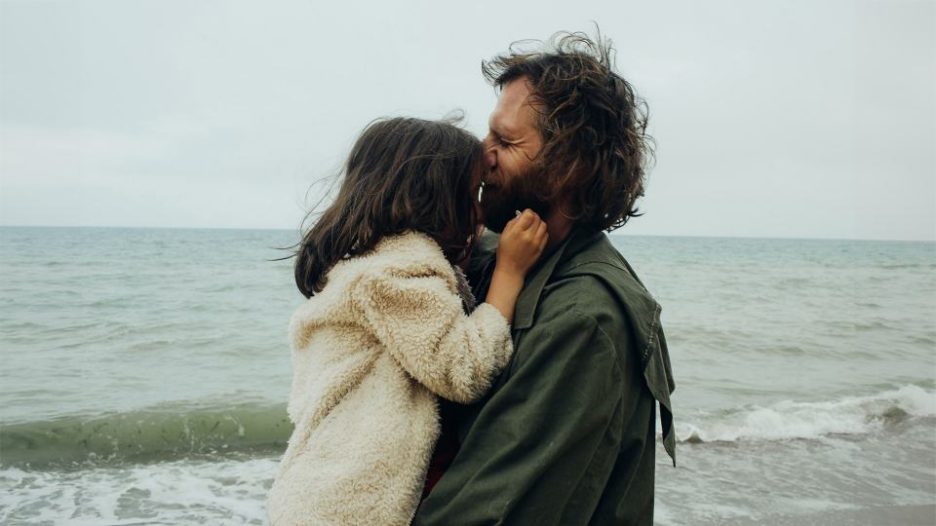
[421,401,461,500]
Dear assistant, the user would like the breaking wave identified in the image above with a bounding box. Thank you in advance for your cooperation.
[675,385,935,444]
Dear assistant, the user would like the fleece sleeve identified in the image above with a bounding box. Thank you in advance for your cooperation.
[353,270,513,404]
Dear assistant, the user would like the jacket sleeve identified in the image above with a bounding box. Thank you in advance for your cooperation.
[353,270,513,404]
[412,307,628,526]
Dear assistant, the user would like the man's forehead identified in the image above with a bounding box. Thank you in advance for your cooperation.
[490,79,538,134]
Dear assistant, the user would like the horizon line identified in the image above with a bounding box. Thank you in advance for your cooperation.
[1,223,933,244]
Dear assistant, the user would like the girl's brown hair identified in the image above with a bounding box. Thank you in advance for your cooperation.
[294,117,482,298]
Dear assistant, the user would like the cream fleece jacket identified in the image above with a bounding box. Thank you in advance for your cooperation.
[266,230,513,526]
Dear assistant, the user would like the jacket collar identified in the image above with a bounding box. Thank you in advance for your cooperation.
[513,226,599,330]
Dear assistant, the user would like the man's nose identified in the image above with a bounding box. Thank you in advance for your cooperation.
[483,146,497,170]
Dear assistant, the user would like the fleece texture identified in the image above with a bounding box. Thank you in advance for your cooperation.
[266,230,513,526]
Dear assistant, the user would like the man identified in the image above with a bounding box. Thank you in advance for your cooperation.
[414,31,676,525]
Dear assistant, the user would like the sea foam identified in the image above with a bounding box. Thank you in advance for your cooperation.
[672,384,935,444]
[0,456,278,525]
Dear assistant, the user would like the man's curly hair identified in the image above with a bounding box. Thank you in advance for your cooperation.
[482,30,654,232]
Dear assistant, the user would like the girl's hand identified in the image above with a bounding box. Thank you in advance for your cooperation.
[495,209,548,276]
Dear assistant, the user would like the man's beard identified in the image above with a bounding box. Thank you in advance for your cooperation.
[479,166,552,233]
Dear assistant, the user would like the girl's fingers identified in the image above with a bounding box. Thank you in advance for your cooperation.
[535,221,547,238]
[504,214,520,232]
[518,210,536,229]
[535,223,547,248]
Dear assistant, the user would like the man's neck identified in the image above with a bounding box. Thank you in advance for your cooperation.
[544,213,574,253]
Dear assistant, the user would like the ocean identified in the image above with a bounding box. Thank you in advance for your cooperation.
[1,226,934,525]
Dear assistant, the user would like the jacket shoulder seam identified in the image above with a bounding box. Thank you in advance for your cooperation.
[537,306,625,386]
[562,259,628,275]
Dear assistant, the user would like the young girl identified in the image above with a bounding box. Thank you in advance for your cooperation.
[266,117,547,526]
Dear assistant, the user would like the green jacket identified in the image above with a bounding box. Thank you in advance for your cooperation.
[412,226,676,526]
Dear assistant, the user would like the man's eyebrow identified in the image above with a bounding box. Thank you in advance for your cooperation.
[489,115,515,139]
[487,115,501,135]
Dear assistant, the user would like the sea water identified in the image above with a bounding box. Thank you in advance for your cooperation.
[1,226,933,525]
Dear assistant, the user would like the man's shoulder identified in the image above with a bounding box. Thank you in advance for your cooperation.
[535,272,636,354]
[557,231,639,285]
[538,272,619,317]
[545,233,659,321]
[529,232,664,368]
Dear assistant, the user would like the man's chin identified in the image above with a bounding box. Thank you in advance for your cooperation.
[480,176,552,233]
[479,204,514,234]
[481,201,552,234]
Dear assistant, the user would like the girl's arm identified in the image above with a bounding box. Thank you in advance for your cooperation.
[484,209,548,324]
[354,210,547,404]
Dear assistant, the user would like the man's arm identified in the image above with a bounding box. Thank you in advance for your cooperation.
[413,305,631,525]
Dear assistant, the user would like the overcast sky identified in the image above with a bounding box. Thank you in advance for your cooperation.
[1,0,933,241]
